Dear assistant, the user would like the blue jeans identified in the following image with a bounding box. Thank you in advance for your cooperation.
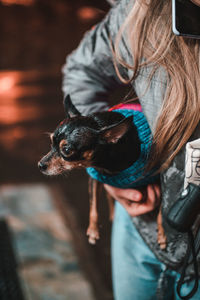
[111,202,200,300]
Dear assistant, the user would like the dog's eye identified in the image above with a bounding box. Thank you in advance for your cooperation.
[61,146,75,158]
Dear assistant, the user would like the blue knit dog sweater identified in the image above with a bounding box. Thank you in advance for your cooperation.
[86,105,159,188]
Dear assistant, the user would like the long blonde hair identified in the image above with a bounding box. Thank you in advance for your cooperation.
[114,0,200,171]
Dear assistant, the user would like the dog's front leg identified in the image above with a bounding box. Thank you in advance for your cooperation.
[157,207,167,250]
[106,191,115,221]
[87,178,102,244]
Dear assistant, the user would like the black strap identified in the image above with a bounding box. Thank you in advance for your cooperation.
[188,226,200,264]
[177,230,199,299]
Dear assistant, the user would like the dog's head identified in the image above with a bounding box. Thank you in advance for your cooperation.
[38,95,133,176]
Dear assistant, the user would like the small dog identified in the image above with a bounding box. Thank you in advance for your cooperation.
[38,95,166,248]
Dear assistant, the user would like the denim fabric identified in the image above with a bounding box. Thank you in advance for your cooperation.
[111,202,200,300]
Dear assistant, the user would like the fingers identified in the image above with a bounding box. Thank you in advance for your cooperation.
[129,184,161,217]
[104,184,143,202]
[104,183,161,218]
[152,184,161,201]
[150,184,161,207]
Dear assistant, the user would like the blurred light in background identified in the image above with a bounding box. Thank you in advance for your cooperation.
[0,71,42,125]
[0,0,34,5]
[0,103,41,125]
[0,76,15,93]
[77,6,101,22]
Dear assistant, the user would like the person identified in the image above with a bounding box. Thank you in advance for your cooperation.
[62,0,200,299]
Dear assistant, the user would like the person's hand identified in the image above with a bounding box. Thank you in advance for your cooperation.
[104,183,161,217]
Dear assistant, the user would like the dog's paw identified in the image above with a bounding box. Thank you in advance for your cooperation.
[86,227,100,245]
[157,230,167,250]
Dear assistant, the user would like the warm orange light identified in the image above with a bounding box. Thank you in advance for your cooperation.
[0,104,41,125]
[0,127,26,151]
[0,0,34,5]
[0,71,43,97]
[0,70,43,125]
[77,7,100,22]
[0,76,15,93]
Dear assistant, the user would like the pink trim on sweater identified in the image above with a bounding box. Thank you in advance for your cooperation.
[109,103,142,112]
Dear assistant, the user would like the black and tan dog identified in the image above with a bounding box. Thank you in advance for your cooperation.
[38,95,166,248]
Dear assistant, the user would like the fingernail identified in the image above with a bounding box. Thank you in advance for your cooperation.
[133,192,142,201]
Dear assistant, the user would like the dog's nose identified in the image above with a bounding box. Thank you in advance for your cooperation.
[38,161,47,172]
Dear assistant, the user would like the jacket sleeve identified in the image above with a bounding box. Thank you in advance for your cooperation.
[106,0,121,6]
[62,0,130,115]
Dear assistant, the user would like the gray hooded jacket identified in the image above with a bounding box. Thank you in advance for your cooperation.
[62,0,200,274]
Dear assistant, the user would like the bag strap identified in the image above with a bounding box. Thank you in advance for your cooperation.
[188,227,200,264]
[177,229,199,299]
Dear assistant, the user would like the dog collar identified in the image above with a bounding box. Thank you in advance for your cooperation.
[86,104,159,188]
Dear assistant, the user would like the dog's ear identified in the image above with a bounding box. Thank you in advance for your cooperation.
[64,95,81,118]
[100,116,133,143]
